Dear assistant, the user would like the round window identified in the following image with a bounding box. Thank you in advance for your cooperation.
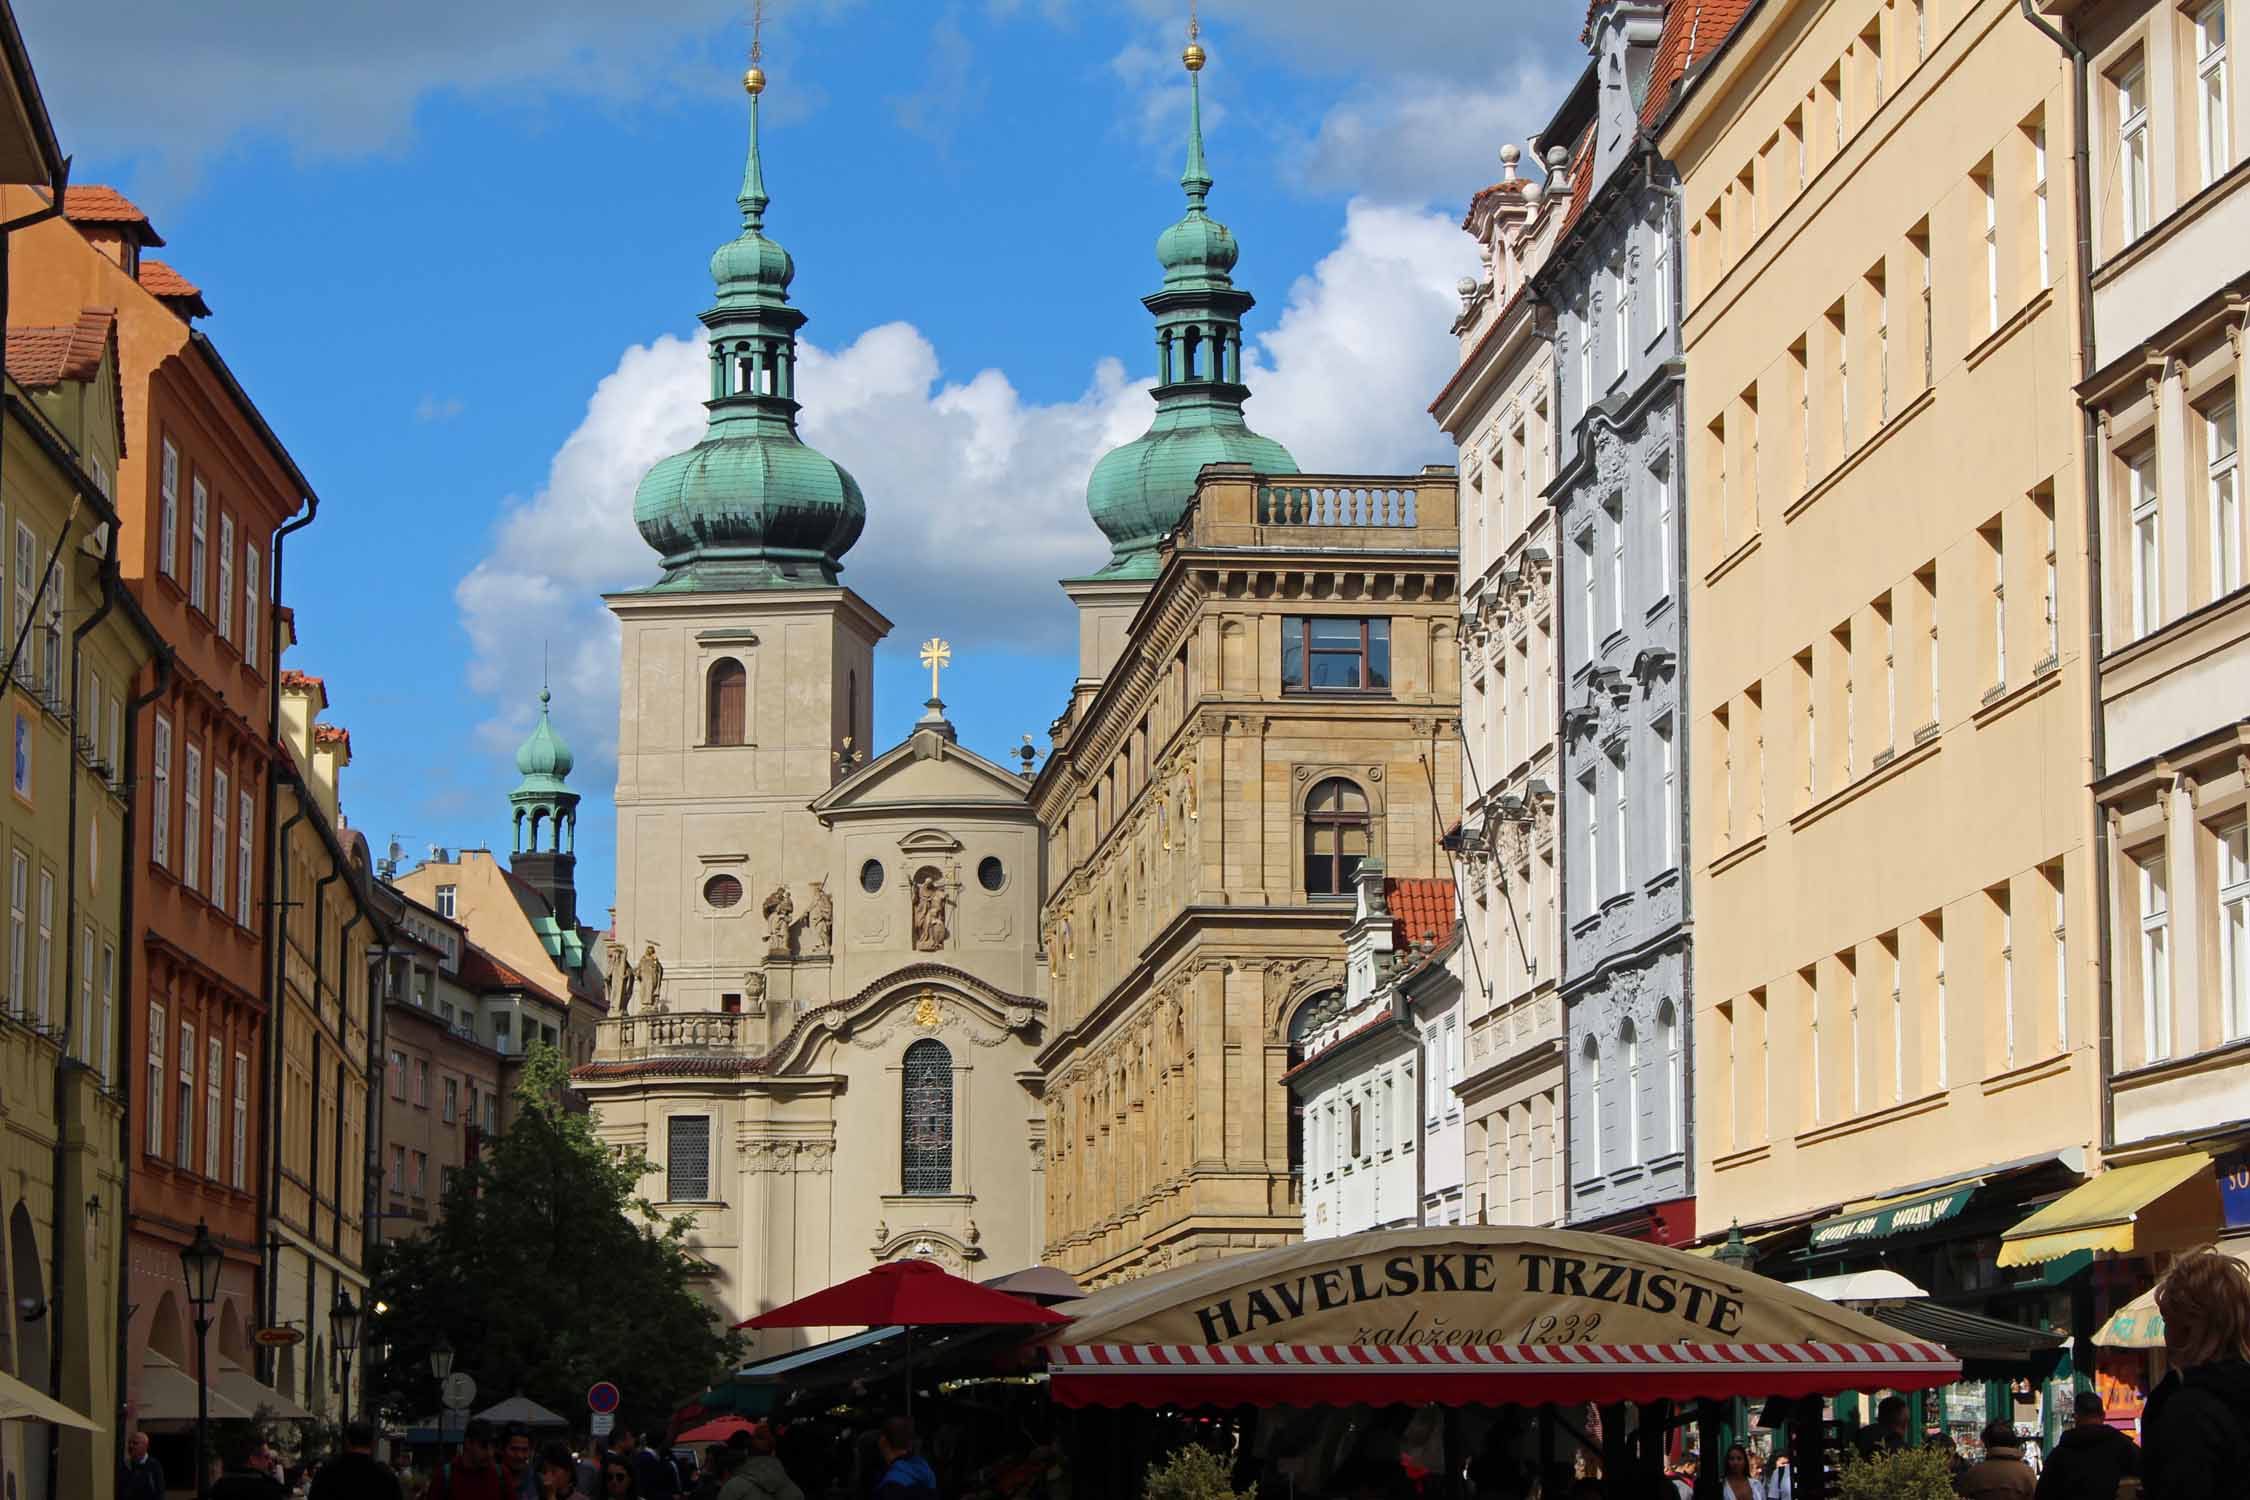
[704,873,744,909]
[860,859,885,894]
[977,856,1005,892]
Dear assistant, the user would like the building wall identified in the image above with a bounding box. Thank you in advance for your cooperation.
[1034,467,1462,1286]
[0,358,145,1498]
[4,185,303,1419]
[1438,144,1572,1232]
[1663,0,2102,1230]
[2063,0,2250,1152]
[1549,7,1695,1230]
[1297,1028,1419,1240]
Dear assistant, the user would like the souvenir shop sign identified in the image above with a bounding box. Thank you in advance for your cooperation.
[1808,1183,1979,1253]
[1055,1226,1951,1350]
[2221,1155,2250,1229]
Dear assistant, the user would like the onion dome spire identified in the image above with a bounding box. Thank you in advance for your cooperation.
[1081,10,1297,580]
[510,684,580,857]
[631,40,866,592]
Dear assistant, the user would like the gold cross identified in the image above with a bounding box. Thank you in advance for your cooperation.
[918,637,952,700]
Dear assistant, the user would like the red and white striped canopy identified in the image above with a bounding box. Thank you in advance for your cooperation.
[1048,1339,1960,1409]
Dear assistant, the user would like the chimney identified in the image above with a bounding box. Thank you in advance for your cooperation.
[1342,859,1395,1007]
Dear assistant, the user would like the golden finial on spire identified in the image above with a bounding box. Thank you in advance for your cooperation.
[1183,0,1205,71]
[744,0,767,94]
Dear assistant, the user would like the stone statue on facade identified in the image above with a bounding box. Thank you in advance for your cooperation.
[911,867,951,953]
[635,942,665,1013]
[763,885,795,957]
[605,939,633,1014]
[742,970,767,1014]
[803,879,834,954]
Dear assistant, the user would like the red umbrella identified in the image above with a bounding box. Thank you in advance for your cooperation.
[736,1258,1069,1331]
[677,1416,759,1444]
[736,1259,1067,1416]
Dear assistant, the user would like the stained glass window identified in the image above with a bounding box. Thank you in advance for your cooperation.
[902,1039,954,1195]
[668,1114,711,1201]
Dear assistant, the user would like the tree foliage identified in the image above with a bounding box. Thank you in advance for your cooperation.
[1143,1445,1255,1500]
[367,1045,742,1437]
[1834,1447,1958,1500]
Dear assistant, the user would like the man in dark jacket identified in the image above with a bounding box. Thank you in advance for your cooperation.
[870,1418,938,1500]
[1852,1396,1911,1459]
[120,1431,167,1500]
[309,1422,405,1500]
[210,1436,289,1500]
[2033,1391,2138,1500]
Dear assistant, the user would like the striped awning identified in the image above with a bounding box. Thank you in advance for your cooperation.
[1047,1340,1961,1409]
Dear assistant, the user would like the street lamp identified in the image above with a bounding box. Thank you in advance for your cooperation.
[329,1287,362,1444]
[178,1221,223,1500]
[430,1337,456,1452]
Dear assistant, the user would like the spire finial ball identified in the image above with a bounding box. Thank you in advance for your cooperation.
[1182,41,1206,71]
[743,65,766,95]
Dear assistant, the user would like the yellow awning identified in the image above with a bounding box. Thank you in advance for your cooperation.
[1997,1153,2219,1268]
[0,1369,98,1430]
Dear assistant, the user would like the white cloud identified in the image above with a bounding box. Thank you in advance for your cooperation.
[455,197,1474,766]
[416,394,466,424]
[1289,65,1568,207]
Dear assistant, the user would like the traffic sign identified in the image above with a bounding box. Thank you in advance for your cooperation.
[253,1327,303,1348]
[442,1372,478,1412]
[591,1412,615,1438]
[587,1381,620,1414]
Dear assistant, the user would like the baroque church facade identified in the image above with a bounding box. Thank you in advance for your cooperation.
[571,65,1048,1342]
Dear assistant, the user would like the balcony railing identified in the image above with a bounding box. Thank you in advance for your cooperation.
[595,1011,752,1061]
[1184,467,1459,551]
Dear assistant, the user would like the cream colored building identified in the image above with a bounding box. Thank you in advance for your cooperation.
[1431,143,1569,1230]
[1663,0,2103,1265]
[571,70,1046,1343]
[268,642,377,1425]
[2018,0,2250,1288]
[1034,465,1464,1286]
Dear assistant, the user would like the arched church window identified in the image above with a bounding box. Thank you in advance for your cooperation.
[706,659,747,746]
[902,1039,954,1195]
[1304,777,1372,897]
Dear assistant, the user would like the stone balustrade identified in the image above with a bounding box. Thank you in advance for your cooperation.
[1182,466,1460,552]
[595,1010,753,1061]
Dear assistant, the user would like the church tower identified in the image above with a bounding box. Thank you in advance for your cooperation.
[1066,28,1298,691]
[507,686,581,929]
[584,47,1048,1341]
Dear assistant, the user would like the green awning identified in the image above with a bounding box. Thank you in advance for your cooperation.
[1809,1180,1983,1253]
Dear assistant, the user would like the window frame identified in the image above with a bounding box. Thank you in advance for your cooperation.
[901,1039,956,1195]
[2198,1,2230,189]
[2139,851,2171,1062]
[1302,776,1373,899]
[2118,60,2151,245]
[1280,617,1392,695]
[2220,820,2250,1043]
[2208,395,2241,600]
[2128,446,2162,639]
[705,657,748,746]
[189,477,209,614]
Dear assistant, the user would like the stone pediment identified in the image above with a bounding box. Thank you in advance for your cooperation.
[811,730,1033,819]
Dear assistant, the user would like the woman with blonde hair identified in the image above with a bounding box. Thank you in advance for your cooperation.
[2141,1248,2250,1500]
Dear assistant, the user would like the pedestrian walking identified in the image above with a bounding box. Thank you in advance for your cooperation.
[631,1430,681,1500]
[539,1443,584,1500]
[212,1436,290,1500]
[1852,1396,1911,1460]
[721,1427,802,1500]
[1953,1421,2035,1500]
[310,1422,406,1500]
[2032,1391,2137,1500]
[600,1453,643,1500]
[121,1431,167,1500]
[869,1418,937,1500]
[1719,1444,1762,1500]
[425,1419,512,1500]
[2142,1248,2250,1500]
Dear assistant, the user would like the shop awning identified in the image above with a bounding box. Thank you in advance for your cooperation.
[1808,1180,1984,1253]
[1864,1301,2066,1371]
[135,1351,252,1422]
[212,1357,313,1422]
[2095,1243,2250,1348]
[1996,1154,2219,1267]
[0,1369,99,1430]
[1045,1226,1960,1409]
[1790,1269,1928,1302]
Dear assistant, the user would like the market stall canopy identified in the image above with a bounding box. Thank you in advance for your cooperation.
[1045,1227,1960,1409]
[0,1369,98,1430]
[476,1395,570,1427]
[983,1266,1086,1304]
[678,1416,759,1444]
[136,1350,252,1422]
[739,1258,1070,1330]
[1789,1269,1928,1302]
[1997,1154,2219,1267]
[212,1356,313,1422]
[1860,1301,2065,1378]
[2095,1243,2250,1348]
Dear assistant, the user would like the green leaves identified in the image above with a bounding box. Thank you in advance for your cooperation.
[367,1043,745,1438]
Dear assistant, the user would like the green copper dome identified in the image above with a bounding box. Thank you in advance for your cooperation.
[513,687,574,788]
[1084,51,1296,580]
[632,75,865,591]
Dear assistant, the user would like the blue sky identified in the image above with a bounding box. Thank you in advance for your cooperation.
[20,0,1579,922]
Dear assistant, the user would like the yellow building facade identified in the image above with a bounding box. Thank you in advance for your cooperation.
[267,648,375,1422]
[1664,0,2103,1276]
[2,311,161,1496]
[1034,467,1464,1286]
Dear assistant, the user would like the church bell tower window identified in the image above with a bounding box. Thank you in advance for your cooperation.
[707,659,748,746]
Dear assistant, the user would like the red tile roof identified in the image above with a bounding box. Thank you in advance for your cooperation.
[1558,126,1598,237]
[1643,0,1756,128]
[458,942,567,1007]
[279,669,324,691]
[5,308,115,388]
[1387,877,1457,951]
[314,723,351,753]
[61,185,164,244]
[137,259,210,318]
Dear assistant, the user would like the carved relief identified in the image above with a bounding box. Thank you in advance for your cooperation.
[911,866,953,952]
[762,886,795,957]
